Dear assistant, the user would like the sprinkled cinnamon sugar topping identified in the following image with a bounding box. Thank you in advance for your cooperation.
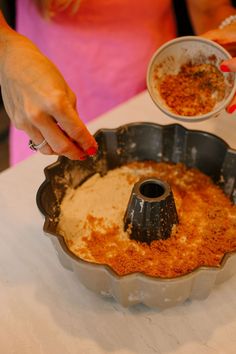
[58,162,236,278]
[159,63,226,116]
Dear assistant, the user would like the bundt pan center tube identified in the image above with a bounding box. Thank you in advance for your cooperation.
[36,122,236,309]
[124,177,178,243]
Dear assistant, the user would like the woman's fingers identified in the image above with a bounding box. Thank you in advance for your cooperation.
[23,121,54,155]
[30,111,88,160]
[46,94,98,155]
[220,58,236,114]
[221,58,236,72]
[226,100,236,114]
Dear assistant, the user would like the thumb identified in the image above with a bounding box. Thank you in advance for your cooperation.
[220,57,236,72]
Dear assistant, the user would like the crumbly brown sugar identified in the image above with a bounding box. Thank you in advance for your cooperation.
[58,162,236,278]
[159,63,226,116]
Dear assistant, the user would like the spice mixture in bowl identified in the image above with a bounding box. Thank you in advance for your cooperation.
[147,36,236,121]
[37,123,236,308]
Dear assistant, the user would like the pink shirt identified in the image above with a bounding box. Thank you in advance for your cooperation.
[11,0,176,164]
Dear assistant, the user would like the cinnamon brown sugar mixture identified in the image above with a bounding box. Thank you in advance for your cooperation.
[159,63,226,116]
[58,162,236,278]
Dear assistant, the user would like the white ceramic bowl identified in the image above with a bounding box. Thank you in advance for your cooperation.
[146,36,236,122]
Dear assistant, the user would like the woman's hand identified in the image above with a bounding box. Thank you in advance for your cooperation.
[202,22,236,114]
[202,22,236,57]
[0,26,97,160]
[219,57,236,114]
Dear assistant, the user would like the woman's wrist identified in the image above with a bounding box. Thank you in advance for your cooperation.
[219,14,236,29]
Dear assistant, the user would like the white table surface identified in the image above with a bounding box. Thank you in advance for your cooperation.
[1,90,236,354]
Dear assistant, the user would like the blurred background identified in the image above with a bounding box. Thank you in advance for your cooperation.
[0,0,222,172]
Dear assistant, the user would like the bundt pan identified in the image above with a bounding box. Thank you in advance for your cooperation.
[36,122,236,308]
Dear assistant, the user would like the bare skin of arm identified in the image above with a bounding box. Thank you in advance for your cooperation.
[0,11,97,160]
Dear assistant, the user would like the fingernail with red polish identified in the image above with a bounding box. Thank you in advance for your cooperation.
[86,147,97,156]
[220,64,230,72]
[227,104,236,114]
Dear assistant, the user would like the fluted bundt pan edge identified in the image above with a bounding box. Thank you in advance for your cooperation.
[36,122,236,308]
